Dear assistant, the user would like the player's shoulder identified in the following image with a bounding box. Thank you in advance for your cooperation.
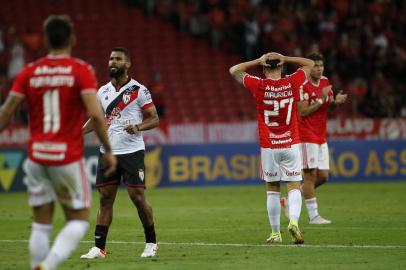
[97,81,113,94]
[70,57,91,66]
[129,78,149,93]
[130,78,146,88]
[320,76,330,84]
[244,74,262,81]
[21,56,48,73]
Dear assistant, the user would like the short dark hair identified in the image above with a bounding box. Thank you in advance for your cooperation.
[43,15,73,49]
[264,59,280,70]
[111,47,131,61]
[307,52,324,62]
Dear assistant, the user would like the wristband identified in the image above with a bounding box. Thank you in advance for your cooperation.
[316,99,323,105]
[135,124,140,131]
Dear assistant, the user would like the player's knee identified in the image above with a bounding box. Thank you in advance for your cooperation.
[303,169,317,181]
[129,190,145,206]
[319,174,328,184]
[99,194,115,208]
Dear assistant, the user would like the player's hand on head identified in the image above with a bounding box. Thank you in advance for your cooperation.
[103,152,117,177]
[335,90,348,104]
[124,124,138,135]
[268,52,285,65]
[258,54,271,67]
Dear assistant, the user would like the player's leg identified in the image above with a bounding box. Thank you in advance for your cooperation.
[261,147,282,243]
[37,159,91,270]
[123,150,157,257]
[81,153,121,259]
[281,144,304,244]
[24,159,56,270]
[127,186,157,257]
[316,169,329,187]
[307,142,331,224]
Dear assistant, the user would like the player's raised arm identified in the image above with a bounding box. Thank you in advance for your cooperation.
[229,54,271,84]
[284,56,315,77]
[0,94,24,131]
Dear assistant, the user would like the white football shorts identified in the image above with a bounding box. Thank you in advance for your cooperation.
[300,142,330,170]
[260,144,302,182]
[24,158,91,209]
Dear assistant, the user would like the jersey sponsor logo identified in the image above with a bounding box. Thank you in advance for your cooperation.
[270,131,291,139]
[34,65,72,75]
[264,171,277,177]
[271,138,293,145]
[265,83,292,91]
[285,170,301,177]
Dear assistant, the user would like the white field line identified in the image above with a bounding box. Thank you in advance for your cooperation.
[0,239,404,249]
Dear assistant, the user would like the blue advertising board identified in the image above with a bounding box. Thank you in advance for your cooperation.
[1,140,406,192]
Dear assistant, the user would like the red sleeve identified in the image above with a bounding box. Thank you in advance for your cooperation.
[299,82,309,102]
[242,74,261,95]
[77,64,98,93]
[287,69,306,101]
[10,66,29,97]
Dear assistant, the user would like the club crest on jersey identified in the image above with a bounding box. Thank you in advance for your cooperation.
[123,91,132,104]
[138,169,145,182]
[303,93,309,100]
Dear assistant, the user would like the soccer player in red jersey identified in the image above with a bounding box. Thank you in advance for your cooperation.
[295,52,347,224]
[229,52,314,244]
[0,15,116,270]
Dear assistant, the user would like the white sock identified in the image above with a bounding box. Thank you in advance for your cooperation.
[29,223,53,269]
[42,220,89,270]
[266,191,281,233]
[305,197,319,220]
[288,189,302,222]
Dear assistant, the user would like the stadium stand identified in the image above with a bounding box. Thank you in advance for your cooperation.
[0,0,256,124]
[0,0,405,123]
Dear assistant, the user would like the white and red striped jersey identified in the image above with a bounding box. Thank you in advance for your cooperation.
[97,78,154,154]
[10,55,97,165]
[299,76,333,144]
[243,69,306,148]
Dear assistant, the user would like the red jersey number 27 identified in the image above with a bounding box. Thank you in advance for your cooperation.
[43,89,61,133]
[264,98,293,126]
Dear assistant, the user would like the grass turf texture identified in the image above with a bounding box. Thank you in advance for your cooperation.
[1,182,405,270]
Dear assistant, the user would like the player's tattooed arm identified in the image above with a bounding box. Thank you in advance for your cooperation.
[232,70,247,85]
[0,94,24,131]
[229,54,271,85]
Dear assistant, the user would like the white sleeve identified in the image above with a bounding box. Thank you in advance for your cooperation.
[137,87,153,108]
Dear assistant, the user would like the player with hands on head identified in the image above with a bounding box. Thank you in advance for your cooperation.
[229,52,314,244]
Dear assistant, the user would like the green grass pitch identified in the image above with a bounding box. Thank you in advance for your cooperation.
[1,182,405,270]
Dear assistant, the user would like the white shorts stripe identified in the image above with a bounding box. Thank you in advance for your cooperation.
[300,142,329,170]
